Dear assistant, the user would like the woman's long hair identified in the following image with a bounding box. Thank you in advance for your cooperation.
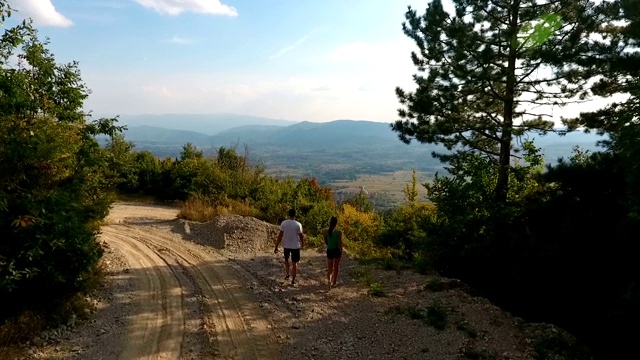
[328,216,338,236]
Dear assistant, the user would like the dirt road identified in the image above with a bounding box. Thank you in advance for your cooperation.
[96,203,278,360]
[23,203,554,360]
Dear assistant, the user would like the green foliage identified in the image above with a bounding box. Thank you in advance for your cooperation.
[0,12,117,321]
[110,139,338,231]
[418,133,638,357]
[104,133,137,193]
[298,200,335,237]
[392,0,592,201]
[403,169,419,203]
[351,266,374,286]
[389,302,448,330]
[368,282,386,297]
[343,190,374,213]
[377,202,434,261]
[339,203,387,260]
[425,301,448,330]
[305,235,325,249]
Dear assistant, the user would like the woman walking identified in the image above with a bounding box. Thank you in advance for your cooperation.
[323,216,343,290]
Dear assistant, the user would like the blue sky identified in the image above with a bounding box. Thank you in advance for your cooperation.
[5,0,438,122]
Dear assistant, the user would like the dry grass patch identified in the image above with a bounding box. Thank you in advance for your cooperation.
[178,197,260,222]
[0,311,46,347]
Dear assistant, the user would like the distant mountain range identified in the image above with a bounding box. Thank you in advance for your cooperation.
[114,113,298,136]
[117,120,406,149]
[104,113,606,183]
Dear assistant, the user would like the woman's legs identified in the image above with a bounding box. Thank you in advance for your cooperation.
[327,258,334,288]
[331,257,341,286]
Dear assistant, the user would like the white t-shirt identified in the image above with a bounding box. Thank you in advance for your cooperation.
[280,219,303,249]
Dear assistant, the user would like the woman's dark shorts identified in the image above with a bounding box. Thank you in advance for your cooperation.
[326,248,342,259]
[284,248,300,263]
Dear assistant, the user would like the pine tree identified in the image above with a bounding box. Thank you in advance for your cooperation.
[392,0,595,202]
[562,0,640,216]
[403,169,419,203]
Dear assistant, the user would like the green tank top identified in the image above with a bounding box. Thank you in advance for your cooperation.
[326,229,340,249]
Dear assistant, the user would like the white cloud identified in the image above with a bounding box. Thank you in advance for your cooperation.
[82,69,410,122]
[9,0,73,27]
[163,35,195,45]
[134,0,238,16]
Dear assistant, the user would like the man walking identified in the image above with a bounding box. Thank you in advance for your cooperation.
[274,209,304,286]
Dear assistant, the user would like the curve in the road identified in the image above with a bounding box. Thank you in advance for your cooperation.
[100,224,278,360]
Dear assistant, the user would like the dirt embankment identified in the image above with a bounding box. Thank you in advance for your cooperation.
[10,203,581,360]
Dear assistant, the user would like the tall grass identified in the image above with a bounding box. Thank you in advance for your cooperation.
[178,197,260,222]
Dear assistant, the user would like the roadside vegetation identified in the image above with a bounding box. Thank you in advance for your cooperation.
[0,3,121,349]
[2,0,639,358]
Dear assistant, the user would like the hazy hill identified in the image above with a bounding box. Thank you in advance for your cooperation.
[118,118,605,185]
[115,113,298,136]
[124,125,212,146]
[210,120,405,149]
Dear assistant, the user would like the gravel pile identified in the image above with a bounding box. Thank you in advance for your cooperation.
[180,215,280,254]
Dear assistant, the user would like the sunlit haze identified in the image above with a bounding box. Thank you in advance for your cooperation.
[5,0,615,123]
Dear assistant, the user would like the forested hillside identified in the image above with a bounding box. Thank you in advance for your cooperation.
[1,0,639,358]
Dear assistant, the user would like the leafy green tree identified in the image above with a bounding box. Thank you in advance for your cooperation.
[133,151,161,195]
[562,0,640,216]
[105,133,137,192]
[344,190,374,213]
[0,8,120,320]
[403,169,419,203]
[180,142,203,161]
[392,0,593,202]
[550,2,640,354]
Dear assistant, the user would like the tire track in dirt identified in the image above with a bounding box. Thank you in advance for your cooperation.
[99,215,278,359]
[105,225,278,360]
[100,231,185,360]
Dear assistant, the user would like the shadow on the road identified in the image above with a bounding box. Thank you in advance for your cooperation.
[86,222,531,360]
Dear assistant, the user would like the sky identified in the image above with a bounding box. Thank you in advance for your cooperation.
[4,0,439,122]
[3,0,619,124]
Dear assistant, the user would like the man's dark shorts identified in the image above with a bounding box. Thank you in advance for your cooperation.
[284,248,300,263]
[326,248,341,259]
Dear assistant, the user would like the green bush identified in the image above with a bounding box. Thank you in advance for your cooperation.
[377,202,435,261]
[368,282,386,297]
[426,301,448,330]
[300,201,336,236]
[0,16,118,321]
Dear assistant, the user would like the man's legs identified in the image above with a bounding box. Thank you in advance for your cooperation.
[284,260,290,279]
[291,262,298,283]
[291,249,300,285]
[284,249,291,279]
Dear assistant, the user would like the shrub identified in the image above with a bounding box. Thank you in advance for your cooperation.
[426,301,448,330]
[0,311,45,347]
[178,196,260,222]
[377,202,435,261]
[306,235,325,249]
[351,266,374,286]
[0,17,117,322]
[339,204,385,260]
[368,282,386,297]
[298,200,336,237]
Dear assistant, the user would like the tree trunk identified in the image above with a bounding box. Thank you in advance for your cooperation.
[495,0,520,203]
